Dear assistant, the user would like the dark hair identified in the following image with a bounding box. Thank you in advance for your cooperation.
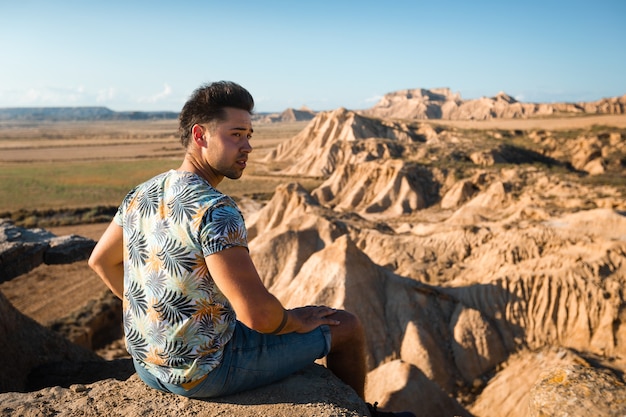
[178,81,254,148]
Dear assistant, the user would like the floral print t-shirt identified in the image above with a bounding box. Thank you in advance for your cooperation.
[113,170,247,384]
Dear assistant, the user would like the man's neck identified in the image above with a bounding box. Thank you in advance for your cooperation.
[178,155,222,188]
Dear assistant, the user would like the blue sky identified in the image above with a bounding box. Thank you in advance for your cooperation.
[1,1,624,113]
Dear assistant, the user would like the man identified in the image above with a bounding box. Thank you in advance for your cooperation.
[89,81,414,417]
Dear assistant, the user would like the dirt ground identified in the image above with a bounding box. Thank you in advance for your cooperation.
[0,223,111,328]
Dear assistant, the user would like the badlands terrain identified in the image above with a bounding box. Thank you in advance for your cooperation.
[1,89,626,416]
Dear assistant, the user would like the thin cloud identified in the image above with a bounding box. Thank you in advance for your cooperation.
[365,94,383,103]
[138,84,172,103]
[18,86,86,106]
[97,87,116,103]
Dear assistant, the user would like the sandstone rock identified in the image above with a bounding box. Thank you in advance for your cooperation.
[312,160,433,216]
[546,207,626,241]
[0,219,95,282]
[450,305,507,384]
[584,157,606,175]
[264,108,426,177]
[528,364,626,417]
[48,289,123,350]
[571,136,603,170]
[469,149,506,166]
[45,234,97,265]
[0,240,47,284]
[365,360,469,417]
[360,88,461,120]
[247,164,626,413]
[0,364,370,417]
[273,107,316,122]
[469,347,587,417]
[256,106,316,123]
[440,179,478,209]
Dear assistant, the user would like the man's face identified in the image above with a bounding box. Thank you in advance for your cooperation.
[201,107,253,182]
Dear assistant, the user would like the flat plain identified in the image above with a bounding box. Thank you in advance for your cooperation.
[0,119,312,213]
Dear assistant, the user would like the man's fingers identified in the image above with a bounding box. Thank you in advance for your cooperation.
[319,306,337,313]
[318,308,340,324]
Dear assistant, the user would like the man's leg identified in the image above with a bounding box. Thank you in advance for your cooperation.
[326,310,367,398]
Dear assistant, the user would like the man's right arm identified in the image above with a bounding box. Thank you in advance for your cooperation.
[88,221,125,300]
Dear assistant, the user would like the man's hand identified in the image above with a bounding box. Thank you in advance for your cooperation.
[289,306,341,334]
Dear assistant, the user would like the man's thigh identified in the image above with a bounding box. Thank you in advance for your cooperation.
[194,321,331,397]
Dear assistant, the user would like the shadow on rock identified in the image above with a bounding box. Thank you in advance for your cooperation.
[26,358,135,392]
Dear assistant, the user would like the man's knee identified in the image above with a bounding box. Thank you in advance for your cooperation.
[330,310,365,347]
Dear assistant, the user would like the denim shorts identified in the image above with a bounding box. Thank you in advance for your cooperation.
[133,321,331,398]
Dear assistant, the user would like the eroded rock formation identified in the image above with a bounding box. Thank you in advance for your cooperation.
[249,108,626,416]
[361,88,626,120]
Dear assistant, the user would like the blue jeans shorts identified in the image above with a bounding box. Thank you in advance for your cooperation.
[133,321,331,398]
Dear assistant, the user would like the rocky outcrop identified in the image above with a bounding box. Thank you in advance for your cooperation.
[245,181,626,416]
[528,129,625,176]
[312,159,439,217]
[528,363,626,417]
[0,364,369,417]
[361,88,626,120]
[263,108,625,206]
[0,285,370,416]
[0,219,95,282]
[48,289,123,351]
[263,108,433,177]
[467,347,622,416]
[365,360,470,417]
[258,106,317,123]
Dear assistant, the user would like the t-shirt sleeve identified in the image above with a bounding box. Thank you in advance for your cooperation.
[113,205,124,227]
[113,186,139,227]
[200,199,248,257]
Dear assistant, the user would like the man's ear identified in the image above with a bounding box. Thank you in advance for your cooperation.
[191,124,206,145]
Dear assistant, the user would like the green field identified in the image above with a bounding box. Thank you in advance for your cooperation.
[0,159,178,211]
[0,158,322,211]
